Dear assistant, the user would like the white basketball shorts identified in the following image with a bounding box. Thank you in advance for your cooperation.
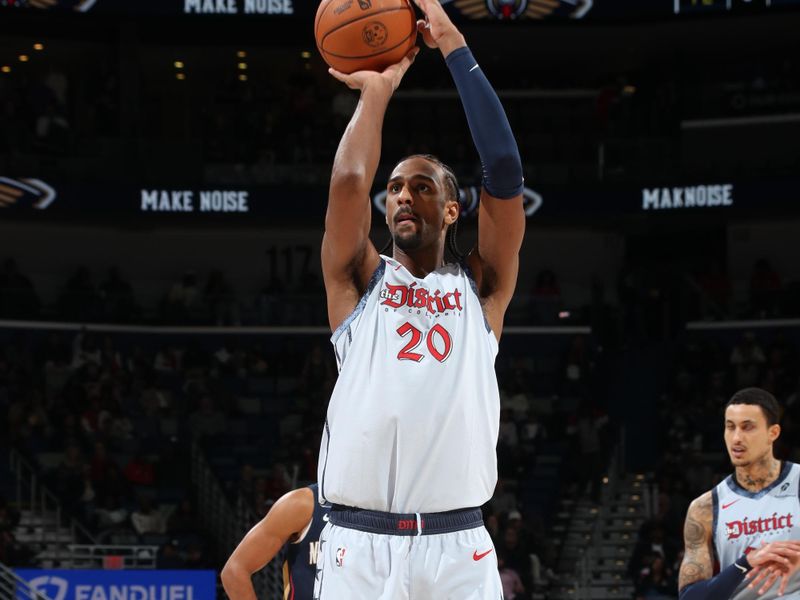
[313,506,503,600]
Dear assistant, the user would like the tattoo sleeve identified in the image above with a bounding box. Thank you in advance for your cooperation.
[679,493,714,591]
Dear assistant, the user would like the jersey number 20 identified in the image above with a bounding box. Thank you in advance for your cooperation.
[396,322,453,363]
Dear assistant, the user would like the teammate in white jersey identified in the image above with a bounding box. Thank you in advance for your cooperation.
[315,0,525,597]
[678,388,800,600]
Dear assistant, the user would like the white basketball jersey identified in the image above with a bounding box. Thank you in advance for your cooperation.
[318,255,500,513]
[713,461,800,600]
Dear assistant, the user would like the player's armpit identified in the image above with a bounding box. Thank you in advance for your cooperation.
[467,191,524,338]
[678,492,715,591]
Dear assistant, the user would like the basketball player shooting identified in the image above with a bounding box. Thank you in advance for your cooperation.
[314,0,525,597]
[678,388,800,600]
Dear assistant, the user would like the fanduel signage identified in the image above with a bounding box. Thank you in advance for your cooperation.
[641,184,734,211]
[15,570,215,600]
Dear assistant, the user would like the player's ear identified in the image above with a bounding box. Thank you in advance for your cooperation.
[768,423,781,442]
[444,199,459,226]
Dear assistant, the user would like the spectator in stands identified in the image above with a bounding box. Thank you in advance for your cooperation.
[499,409,519,448]
[519,411,546,458]
[163,271,202,324]
[130,496,164,535]
[167,499,196,535]
[497,519,533,590]
[498,553,527,600]
[124,453,156,487]
[71,330,101,370]
[750,258,782,318]
[94,493,129,531]
[629,524,679,584]
[635,555,676,600]
[559,335,593,398]
[730,331,766,389]
[35,101,70,154]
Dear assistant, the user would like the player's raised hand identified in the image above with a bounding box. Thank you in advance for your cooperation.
[0,182,23,208]
[412,0,465,56]
[328,47,419,93]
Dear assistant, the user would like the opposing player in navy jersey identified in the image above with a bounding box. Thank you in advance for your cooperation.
[222,483,330,600]
[315,0,524,597]
[678,388,800,600]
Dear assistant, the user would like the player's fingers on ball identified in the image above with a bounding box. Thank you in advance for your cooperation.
[0,183,23,197]
[327,68,348,83]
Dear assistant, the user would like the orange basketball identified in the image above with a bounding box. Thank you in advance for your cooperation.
[315,0,418,74]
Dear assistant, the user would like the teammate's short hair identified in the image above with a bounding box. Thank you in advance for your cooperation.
[726,387,781,426]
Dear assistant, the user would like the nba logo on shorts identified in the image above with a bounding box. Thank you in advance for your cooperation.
[336,547,346,567]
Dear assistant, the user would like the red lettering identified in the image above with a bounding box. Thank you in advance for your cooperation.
[382,283,408,309]
[453,288,463,310]
[788,514,794,528]
[433,290,445,313]
[727,521,743,540]
[405,283,417,307]
[414,288,427,309]
[442,292,456,311]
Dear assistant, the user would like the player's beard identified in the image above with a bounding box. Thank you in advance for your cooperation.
[393,228,423,251]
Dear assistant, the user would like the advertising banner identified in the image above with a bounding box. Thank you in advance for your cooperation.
[14,570,216,600]
[2,176,799,224]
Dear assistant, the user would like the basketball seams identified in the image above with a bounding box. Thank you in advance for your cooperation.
[319,6,413,54]
[322,28,416,61]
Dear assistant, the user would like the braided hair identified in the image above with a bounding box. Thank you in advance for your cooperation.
[380,154,464,263]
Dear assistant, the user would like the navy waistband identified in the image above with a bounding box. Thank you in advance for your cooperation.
[329,505,483,536]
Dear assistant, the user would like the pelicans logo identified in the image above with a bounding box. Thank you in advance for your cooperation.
[451,0,593,20]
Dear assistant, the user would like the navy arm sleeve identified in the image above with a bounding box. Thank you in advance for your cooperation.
[679,556,751,600]
[445,46,524,199]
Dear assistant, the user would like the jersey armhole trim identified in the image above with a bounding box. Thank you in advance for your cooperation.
[292,516,314,545]
[331,259,386,345]
[459,259,493,335]
[711,486,719,556]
